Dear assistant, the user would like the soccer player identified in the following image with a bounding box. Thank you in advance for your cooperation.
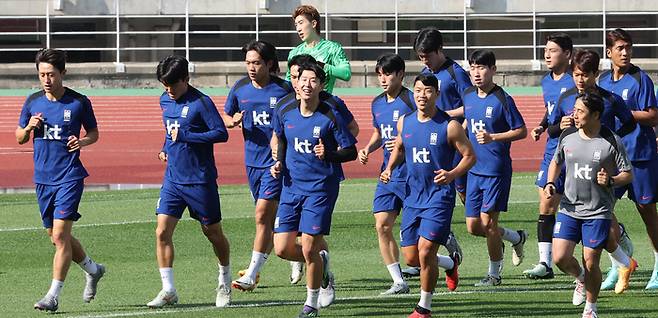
[462,50,528,286]
[402,27,469,277]
[17,48,104,312]
[598,28,658,290]
[275,54,359,285]
[222,40,294,292]
[286,4,351,94]
[271,62,357,317]
[380,74,475,318]
[548,49,638,291]
[524,33,574,280]
[358,53,416,295]
[148,55,232,308]
[546,91,633,318]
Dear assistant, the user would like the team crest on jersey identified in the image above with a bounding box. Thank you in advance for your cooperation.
[592,150,601,162]
[437,79,442,89]
[560,87,567,94]
[313,126,321,138]
[622,89,629,101]
[393,110,400,122]
[270,97,277,108]
[181,106,189,118]
[429,132,438,145]
[485,106,493,118]
[63,109,71,122]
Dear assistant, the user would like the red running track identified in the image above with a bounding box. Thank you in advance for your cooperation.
[0,95,546,188]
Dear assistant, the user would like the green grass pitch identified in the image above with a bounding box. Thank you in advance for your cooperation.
[1,173,656,317]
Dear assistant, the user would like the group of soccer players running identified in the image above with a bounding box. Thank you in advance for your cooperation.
[16,3,658,318]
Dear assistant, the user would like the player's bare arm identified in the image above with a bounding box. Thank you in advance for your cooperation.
[15,113,44,144]
[480,125,527,144]
[67,127,99,152]
[358,128,383,165]
[437,120,475,185]
[631,107,658,127]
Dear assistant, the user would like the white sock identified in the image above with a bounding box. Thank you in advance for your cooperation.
[577,267,585,283]
[437,254,455,270]
[488,260,502,278]
[246,251,268,281]
[47,279,64,298]
[654,251,658,270]
[159,267,175,292]
[418,290,433,311]
[305,287,320,309]
[218,263,231,286]
[585,301,597,312]
[607,252,619,270]
[77,255,99,275]
[538,242,552,267]
[501,228,521,245]
[386,262,405,285]
[609,246,631,268]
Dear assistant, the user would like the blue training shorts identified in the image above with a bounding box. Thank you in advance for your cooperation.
[400,205,453,247]
[156,181,222,225]
[465,172,511,217]
[246,166,282,202]
[372,180,405,213]
[535,152,565,193]
[553,213,610,249]
[614,159,658,204]
[274,188,338,236]
[36,179,84,228]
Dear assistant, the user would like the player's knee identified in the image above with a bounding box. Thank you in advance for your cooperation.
[403,252,419,267]
[50,231,70,247]
[466,222,482,236]
[273,237,293,259]
[155,226,173,243]
[375,221,392,236]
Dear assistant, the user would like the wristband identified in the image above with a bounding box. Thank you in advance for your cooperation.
[543,182,556,190]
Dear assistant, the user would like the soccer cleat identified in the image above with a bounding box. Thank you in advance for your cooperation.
[408,306,432,318]
[402,267,421,278]
[83,263,105,302]
[215,283,231,307]
[646,269,658,289]
[238,269,260,284]
[445,252,460,291]
[618,223,634,257]
[290,261,304,284]
[572,279,586,306]
[523,262,554,279]
[474,275,501,287]
[297,305,319,318]
[34,294,58,312]
[445,232,463,265]
[319,250,335,308]
[147,289,178,308]
[600,266,619,290]
[582,308,599,318]
[614,258,638,294]
[380,282,410,295]
[512,230,528,266]
[232,275,258,292]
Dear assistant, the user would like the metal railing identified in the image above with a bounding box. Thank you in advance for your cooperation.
[0,0,656,71]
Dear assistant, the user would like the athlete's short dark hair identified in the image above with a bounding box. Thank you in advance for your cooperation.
[606,28,633,48]
[156,55,189,85]
[297,62,326,84]
[413,27,443,53]
[577,89,604,116]
[288,54,317,69]
[35,48,66,72]
[413,74,438,91]
[571,49,599,74]
[546,33,573,54]
[243,40,279,74]
[293,5,321,34]
[469,49,496,68]
[375,53,405,74]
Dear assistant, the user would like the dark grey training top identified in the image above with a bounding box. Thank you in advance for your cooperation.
[553,126,632,219]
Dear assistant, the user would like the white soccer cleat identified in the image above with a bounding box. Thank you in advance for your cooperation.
[290,261,304,284]
[34,294,58,312]
[232,274,257,292]
[380,282,410,295]
[83,264,106,302]
[401,266,420,278]
[474,275,501,287]
[582,308,599,318]
[512,230,528,266]
[319,271,335,308]
[523,262,554,279]
[147,289,178,308]
[572,280,586,306]
[216,283,231,307]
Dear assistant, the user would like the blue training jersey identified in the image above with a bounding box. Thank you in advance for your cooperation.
[550,85,634,137]
[224,75,294,168]
[18,88,97,185]
[371,87,416,181]
[421,57,472,114]
[401,109,456,208]
[161,86,228,184]
[463,85,526,176]
[272,90,355,132]
[273,100,357,196]
[541,71,575,156]
[599,65,658,162]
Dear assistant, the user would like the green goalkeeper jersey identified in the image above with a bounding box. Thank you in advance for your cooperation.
[286,38,351,93]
